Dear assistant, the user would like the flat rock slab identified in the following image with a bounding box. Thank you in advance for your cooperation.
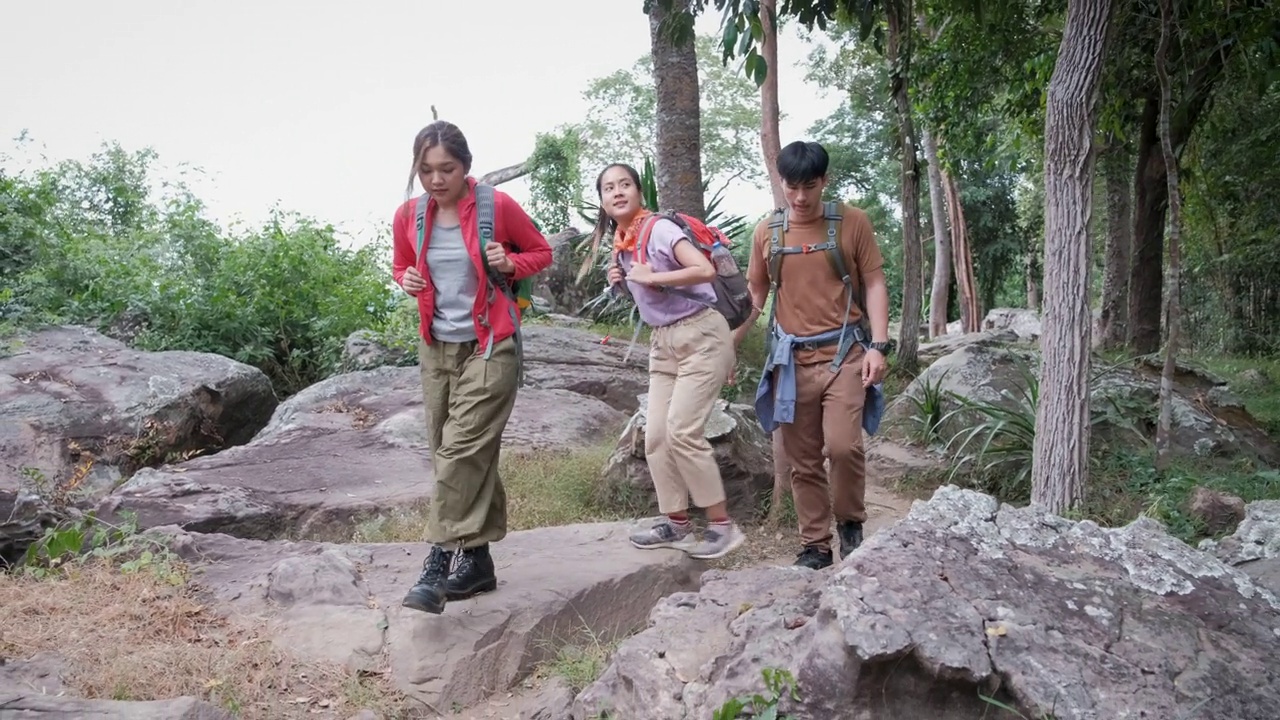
[572,486,1280,720]
[99,367,627,540]
[0,325,276,497]
[0,692,234,719]
[154,521,703,714]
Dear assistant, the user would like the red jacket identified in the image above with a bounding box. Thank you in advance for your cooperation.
[392,177,553,354]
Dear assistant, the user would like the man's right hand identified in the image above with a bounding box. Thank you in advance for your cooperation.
[402,266,426,296]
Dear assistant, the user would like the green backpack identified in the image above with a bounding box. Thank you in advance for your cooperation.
[414,183,536,382]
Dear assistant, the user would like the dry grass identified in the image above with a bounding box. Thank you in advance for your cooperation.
[0,561,412,719]
[353,444,624,543]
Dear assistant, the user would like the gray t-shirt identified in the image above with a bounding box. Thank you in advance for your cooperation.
[425,222,479,342]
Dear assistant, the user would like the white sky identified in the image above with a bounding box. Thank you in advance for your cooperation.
[1,0,839,245]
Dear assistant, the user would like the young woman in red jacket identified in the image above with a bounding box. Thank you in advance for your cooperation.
[391,121,553,615]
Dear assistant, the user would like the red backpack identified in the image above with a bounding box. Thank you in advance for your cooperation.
[633,212,753,330]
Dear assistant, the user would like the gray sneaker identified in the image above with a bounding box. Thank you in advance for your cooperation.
[688,522,746,560]
[629,519,693,549]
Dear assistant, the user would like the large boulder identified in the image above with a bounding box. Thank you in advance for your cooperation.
[886,337,1280,465]
[340,328,412,372]
[0,325,277,499]
[520,325,649,414]
[598,396,773,522]
[981,307,1042,340]
[98,366,628,541]
[154,521,703,714]
[571,486,1280,720]
[529,228,600,315]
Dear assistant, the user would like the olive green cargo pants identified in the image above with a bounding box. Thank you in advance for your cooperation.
[418,336,519,549]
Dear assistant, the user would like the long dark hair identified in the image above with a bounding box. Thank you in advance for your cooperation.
[579,163,643,280]
[404,121,473,200]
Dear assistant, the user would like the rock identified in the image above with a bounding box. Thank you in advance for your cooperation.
[916,328,1023,367]
[0,651,67,696]
[572,486,1280,720]
[1239,367,1271,388]
[1202,500,1280,597]
[529,228,598,315]
[520,326,649,414]
[0,325,277,500]
[0,692,234,719]
[981,307,1042,340]
[345,710,382,720]
[1185,486,1247,537]
[0,488,65,567]
[99,367,627,541]
[887,337,1280,465]
[599,396,773,522]
[341,329,411,372]
[520,677,575,720]
[153,521,702,714]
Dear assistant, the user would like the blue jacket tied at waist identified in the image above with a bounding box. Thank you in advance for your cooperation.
[753,326,885,436]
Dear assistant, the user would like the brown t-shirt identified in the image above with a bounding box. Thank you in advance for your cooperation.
[747,202,885,365]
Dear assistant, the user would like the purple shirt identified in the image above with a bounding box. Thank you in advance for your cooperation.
[617,217,717,328]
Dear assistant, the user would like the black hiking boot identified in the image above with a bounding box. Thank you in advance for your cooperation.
[838,520,864,560]
[446,544,498,601]
[402,545,453,614]
[794,544,834,570]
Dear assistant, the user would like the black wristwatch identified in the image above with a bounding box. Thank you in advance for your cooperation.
[867,341,892,356]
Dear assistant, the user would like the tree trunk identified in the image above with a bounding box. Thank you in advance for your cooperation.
[1030,0,1112,514]
[1154,0,1183,470]
[886,0,924,373]
[759,0,785,210]
[923,128,953,338]
[1026,249,1042,311]
[1126,96,1165,354]
[648,4,707,218]
[479,161,532,187]
[1097,143,1133,349]
[1127,41,1232,354]
[944,170,981,333]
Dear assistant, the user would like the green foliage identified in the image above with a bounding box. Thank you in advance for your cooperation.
[940,361,1042,500]
[528,127,584,232]
[712,667,801,720]
[578,34,769,192]
[18,511,185,586]
[1,140,398,395]
[902,368,950,444]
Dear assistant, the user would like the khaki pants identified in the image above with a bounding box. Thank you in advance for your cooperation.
[418,336,519,549]
[777,345,867,550]
[645,308,735,514]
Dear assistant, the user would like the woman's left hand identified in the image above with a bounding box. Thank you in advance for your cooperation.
[486,243,515,274]
[627,262,655,285]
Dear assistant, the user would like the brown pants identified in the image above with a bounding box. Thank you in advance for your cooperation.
[777,346,867,550]
[418,336,520,549]
[645,308,735,514]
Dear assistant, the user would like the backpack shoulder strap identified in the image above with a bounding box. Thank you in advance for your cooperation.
[634,213,666,265]
[766,208,787,289]
[822,201,853,290]
[476,183,496,247]
[414,194,430,259]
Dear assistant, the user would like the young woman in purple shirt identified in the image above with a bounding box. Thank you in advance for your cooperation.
[589,163,745,560]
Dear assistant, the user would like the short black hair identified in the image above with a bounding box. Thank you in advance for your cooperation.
[776,141,829,185]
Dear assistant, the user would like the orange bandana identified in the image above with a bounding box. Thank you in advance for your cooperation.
[611,210,652,255]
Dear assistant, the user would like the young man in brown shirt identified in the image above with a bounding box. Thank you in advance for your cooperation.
[736,140,892,570]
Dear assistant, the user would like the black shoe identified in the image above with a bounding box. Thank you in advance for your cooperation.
[447,544,498,601]
[838,520,864,560]
[794,545,834,570]
[402,545,453,614]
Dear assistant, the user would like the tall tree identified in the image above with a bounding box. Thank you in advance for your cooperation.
[1153,0,1183,469]
[923,127,953,337]
[648,2,708,217]
[885,0,925,372]
[1030,0,1113,513]
[759,0,786,208]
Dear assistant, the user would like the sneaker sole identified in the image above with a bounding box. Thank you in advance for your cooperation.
[687,531,747,560]
[629,539,690,550]
[446,578,498,601]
